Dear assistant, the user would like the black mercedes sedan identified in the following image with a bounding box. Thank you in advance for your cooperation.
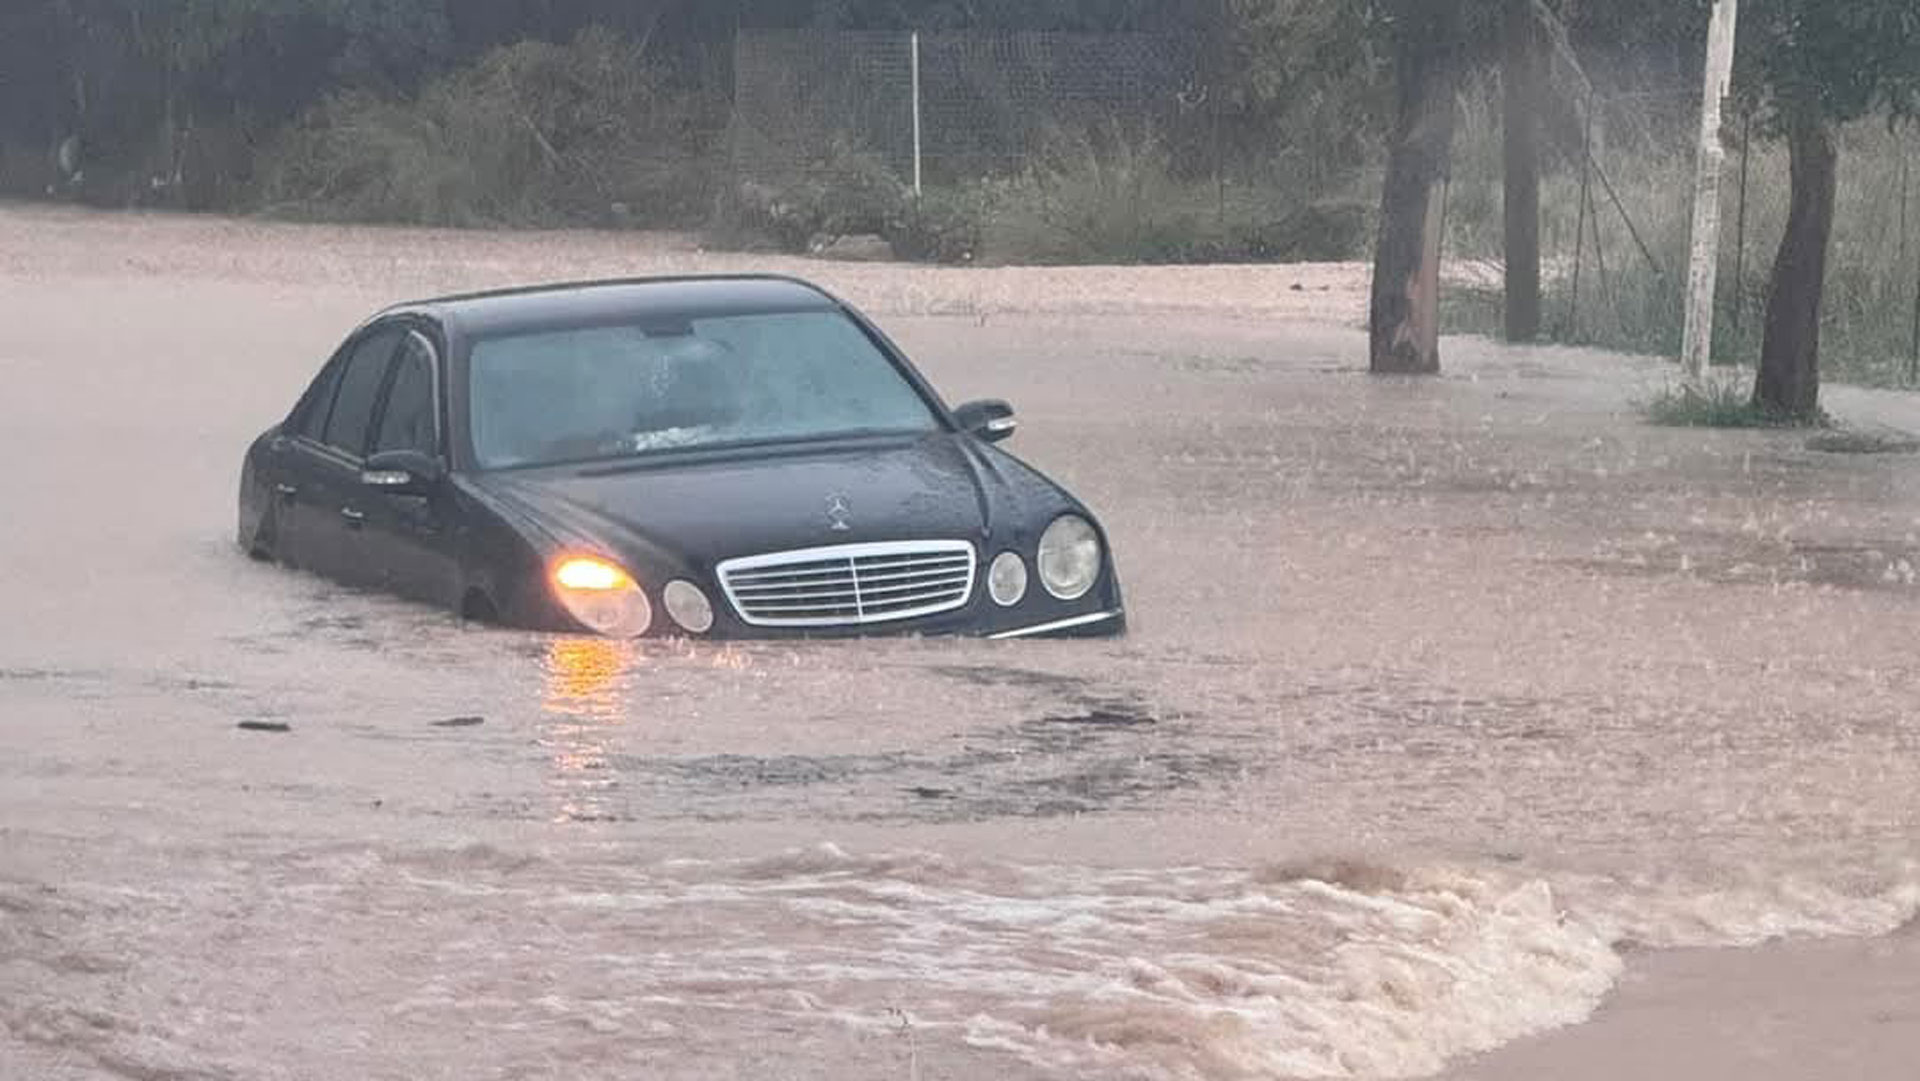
[237,276,1125,640]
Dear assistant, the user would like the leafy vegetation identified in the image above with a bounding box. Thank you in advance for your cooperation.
[258,29,720,228]
[1640,377,1825,429]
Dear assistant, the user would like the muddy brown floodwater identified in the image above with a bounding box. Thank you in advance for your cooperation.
[3,204,1920,1081]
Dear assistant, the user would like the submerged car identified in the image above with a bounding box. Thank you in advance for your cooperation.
[237,276,1124,640]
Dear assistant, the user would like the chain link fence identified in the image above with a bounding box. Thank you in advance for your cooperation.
[730,30,1199,191]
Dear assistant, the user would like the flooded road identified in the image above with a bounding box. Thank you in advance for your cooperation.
[3,205,1920,1080]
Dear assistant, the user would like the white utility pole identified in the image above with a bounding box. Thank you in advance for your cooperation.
[1681,0,1740,383]
[910,32,924,197]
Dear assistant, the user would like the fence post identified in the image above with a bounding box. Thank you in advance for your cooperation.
[1910,160,1920,381]
[1732,110,1751,332]
[1567,92,1595,339]
[1681,0,1741,384]
[910,31,923,197]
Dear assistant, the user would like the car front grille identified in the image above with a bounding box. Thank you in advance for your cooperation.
[718,540,977,628]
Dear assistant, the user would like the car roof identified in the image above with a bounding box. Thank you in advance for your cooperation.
[385,275,845,338]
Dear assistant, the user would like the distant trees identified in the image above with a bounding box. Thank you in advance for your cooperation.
[1364,0,1920,417]
[0,0,1224,202]
[10,0,1917,410]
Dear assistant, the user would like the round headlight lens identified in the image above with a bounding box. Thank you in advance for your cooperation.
[988,551,1029,607]
[663,580,715,634]
[552,557,652,638]
[1037,515,1102,600]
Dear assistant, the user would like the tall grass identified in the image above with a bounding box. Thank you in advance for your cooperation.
[1441,79,1920,388]
[256,29,721,229]
[975,123,1373,265]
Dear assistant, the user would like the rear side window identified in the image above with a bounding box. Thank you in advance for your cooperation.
[323,329,403,456]
[373,335,438,456]
[291,357,344,442]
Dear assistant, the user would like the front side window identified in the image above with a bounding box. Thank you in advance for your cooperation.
[323,328,404,456]
[373,335,438,456]
[468,311,939,469]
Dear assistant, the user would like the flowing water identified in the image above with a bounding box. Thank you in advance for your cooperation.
[3,207,1920,1080]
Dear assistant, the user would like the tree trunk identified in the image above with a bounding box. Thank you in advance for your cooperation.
[1370,12,1462,375]
[1501,0,1542,343]
[1753,109,1837,421]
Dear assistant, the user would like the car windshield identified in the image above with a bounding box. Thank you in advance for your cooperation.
[468,310,941,469]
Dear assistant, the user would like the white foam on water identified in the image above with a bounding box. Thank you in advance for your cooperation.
[11,837,1920,1081]
[485,844,1920,1079]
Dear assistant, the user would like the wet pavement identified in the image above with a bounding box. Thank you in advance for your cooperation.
[3,205,1920,1079]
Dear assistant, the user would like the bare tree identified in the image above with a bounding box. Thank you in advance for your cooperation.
[1500,0,1542,343]
[1369,4,1465,375]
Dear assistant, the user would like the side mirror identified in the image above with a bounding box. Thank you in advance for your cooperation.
[953,399,1017,443]
[361,449,446,496]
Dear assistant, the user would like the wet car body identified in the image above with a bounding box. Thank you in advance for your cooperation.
[237,276,1125,640]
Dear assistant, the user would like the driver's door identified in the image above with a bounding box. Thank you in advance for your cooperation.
[357,330,462,609]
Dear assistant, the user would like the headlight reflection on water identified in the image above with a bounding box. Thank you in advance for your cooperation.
[539,636,639,823]
[542,635,639,720]
[535,636,755,823]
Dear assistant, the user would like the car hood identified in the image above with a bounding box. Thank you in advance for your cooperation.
[467,434,1058,574]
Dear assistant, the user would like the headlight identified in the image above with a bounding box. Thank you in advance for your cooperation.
[988,551,1028,606]
[1037,515,1102,600]
[552,556,652,638]
[663,579,715,634]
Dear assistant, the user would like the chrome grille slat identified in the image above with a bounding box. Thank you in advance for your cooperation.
[850,555,972,572]
[725,566,850,584]
[731,584,866,602]
[718,540,977,628]
[744,600,862,612]
[847,564,974,585]
[856,574,972,598]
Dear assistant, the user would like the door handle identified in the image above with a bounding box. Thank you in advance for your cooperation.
[340,507,366,527]
[275,483,299,500]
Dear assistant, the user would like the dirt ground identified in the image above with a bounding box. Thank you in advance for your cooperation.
[3,202,1920,1081]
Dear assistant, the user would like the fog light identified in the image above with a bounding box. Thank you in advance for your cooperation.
[988,551,1028,607]
[664,580,715,634]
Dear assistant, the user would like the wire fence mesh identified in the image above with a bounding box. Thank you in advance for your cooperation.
[1440,72,1920,386]
[730,30,1199,190]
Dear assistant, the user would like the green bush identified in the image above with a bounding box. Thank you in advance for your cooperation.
[256,29,717,228]
[886,187,990,264]
[1189,199,1374,263]
[982,127,1201,264]
[970,124,1371,265]
[707,139,908,254]
[1640,378,1828,428]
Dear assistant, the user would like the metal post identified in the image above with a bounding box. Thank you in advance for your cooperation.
[1910,213,1920,383]
[1567,93,1596,339]
[1900,157,1910,277]
[910,31,923,197]
[1681,0,1741,382]
[1732,111,1751,332]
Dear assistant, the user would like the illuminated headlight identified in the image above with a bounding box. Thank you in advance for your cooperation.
[1037,515,1102,600]
[552,557,652,638]
[988,551,1028,606]
[663,580,715,634]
